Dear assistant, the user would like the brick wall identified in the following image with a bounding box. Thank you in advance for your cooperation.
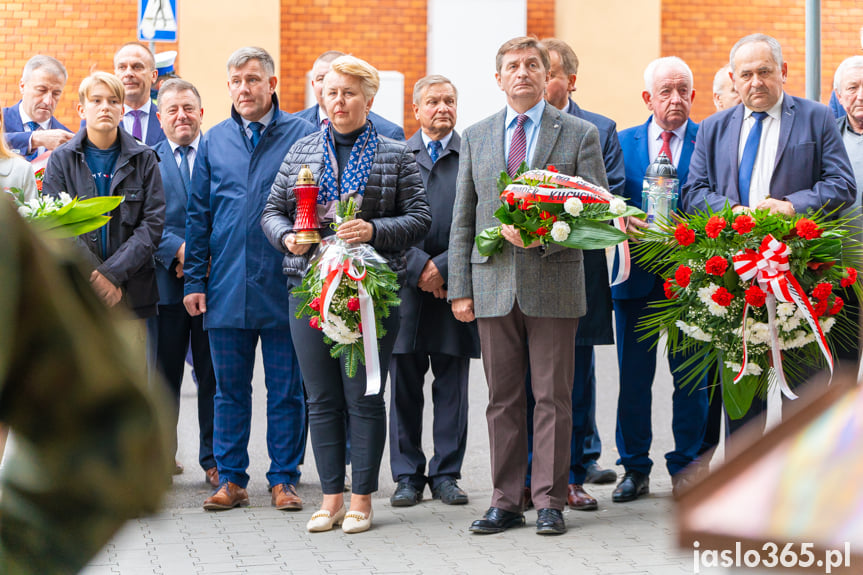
[662,1,863,121]
[0,1,178,130]
[280,0,428,137]
[528,0,556,41]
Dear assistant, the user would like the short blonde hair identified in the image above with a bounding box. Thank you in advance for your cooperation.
[328,55,380,101]
[78,72,125,105]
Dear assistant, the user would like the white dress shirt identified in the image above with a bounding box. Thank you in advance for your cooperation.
[647,118,686,169]
[737,93,784,207]
[168,133,201,174]
[242,106,275,141]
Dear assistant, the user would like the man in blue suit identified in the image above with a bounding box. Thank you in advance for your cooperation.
[612,56,708,502]
[184,47,316,512]
[524,38,624,512]
[149,78,219,488]
[114,42,166,146]
[3,55,73,160]
[682,34,855,434]
[294,50,405,140]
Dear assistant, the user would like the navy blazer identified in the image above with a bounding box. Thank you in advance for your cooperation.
[612,116,699,301]
[393,129,480,358]
[152,137,194,304]
[682,94,855,216]
[293,104,405,140]
[566,98,625,345]
[2,102,71,157]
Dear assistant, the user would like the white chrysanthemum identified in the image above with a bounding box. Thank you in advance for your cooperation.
[697,285,717,306]
[776,302,796,317]
[321,313,361,344]
[724,361,763,376]
[707,301,728,317]
[780,313,801,331]
[747,322,771,345]
[564,197,583,217]
[550,221,571,242]
[821,316,836,333]
[608,198,627,216]
[675,320,712,342]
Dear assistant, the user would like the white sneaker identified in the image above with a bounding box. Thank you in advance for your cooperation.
[306,506,346,532]
[342,508,373,534]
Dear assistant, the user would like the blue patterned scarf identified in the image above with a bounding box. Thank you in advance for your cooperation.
[319,121,378,204]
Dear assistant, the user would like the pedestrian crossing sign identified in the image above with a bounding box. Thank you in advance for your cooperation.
[138,0,178,43]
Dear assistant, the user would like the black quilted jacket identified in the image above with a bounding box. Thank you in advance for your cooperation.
[261,129,431,284]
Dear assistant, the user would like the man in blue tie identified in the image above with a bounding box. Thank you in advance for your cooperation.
[612,56,708,502]
[388,75,480,508]
[114,42,166,146]
[184,47,316,513]
[3,55,73,160]
[683,33,855,432]
[149,78,219,488]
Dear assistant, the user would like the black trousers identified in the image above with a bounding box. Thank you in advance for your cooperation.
[147,302,217,470]
[288,294,398,495]
[388,351,470,490]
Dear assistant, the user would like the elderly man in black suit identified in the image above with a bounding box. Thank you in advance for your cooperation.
[388,75,480,508]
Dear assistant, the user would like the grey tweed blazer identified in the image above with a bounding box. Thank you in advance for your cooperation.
[447,104,608,319]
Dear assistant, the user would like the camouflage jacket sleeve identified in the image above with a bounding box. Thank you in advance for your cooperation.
[0,201,173,574]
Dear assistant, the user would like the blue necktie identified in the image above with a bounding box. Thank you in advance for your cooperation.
[25,121,40,160]
[178,146,192,195]
[248,122,263,148]
[428,140,442,163]
[738,111,768,207]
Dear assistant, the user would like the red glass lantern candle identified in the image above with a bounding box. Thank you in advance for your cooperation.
[294,164,321,244]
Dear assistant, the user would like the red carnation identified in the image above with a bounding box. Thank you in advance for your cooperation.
[539,210,554,221]
[347,297,360,311]
[504,191,516,206]
[547,165,559,173]
[705,216,727,239]
[745,285,767,307]
[309,316,321,330]
[830,296,845,315]
[814,299,829,317]
[663,279,678,299]
[521,200,534,211]
[309,297,321,311]
[536,227,549,236]
[732,214,755,234]
[357,321,363,332]
[812,282,833,301]
[841,267,858,288]
[674,223,695,246]
[704,256,728,276]
[711,287,734,306]
[796,218,822,240]
[674,265,692,288]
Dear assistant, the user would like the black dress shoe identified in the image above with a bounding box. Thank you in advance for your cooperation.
[536,508,566,535]
[432,478,468,505]
[584,460,618,484]
[390,479,422,507]
[612,470,650,502]
[469,507,525,534]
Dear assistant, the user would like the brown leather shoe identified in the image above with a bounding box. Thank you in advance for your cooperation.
[567,484,598,511]
[205,467,220,489]
[203,481,249,511]
[271,483,303,511]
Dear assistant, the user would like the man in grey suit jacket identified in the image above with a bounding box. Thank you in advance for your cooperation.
[682,34,855,432]
[449,36,608,536]
[294,50,405,140]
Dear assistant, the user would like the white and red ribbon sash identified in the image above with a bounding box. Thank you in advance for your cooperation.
[506,170,630,286]
[731,234,833,396]
[318,253,381,396]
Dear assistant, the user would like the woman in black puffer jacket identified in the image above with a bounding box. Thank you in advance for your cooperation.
[261,55,430,535]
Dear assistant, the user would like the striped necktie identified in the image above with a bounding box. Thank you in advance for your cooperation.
[507,114,528,177]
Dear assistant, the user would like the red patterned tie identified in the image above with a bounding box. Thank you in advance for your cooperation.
[507,114,528,177]
[659,130,673,163]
